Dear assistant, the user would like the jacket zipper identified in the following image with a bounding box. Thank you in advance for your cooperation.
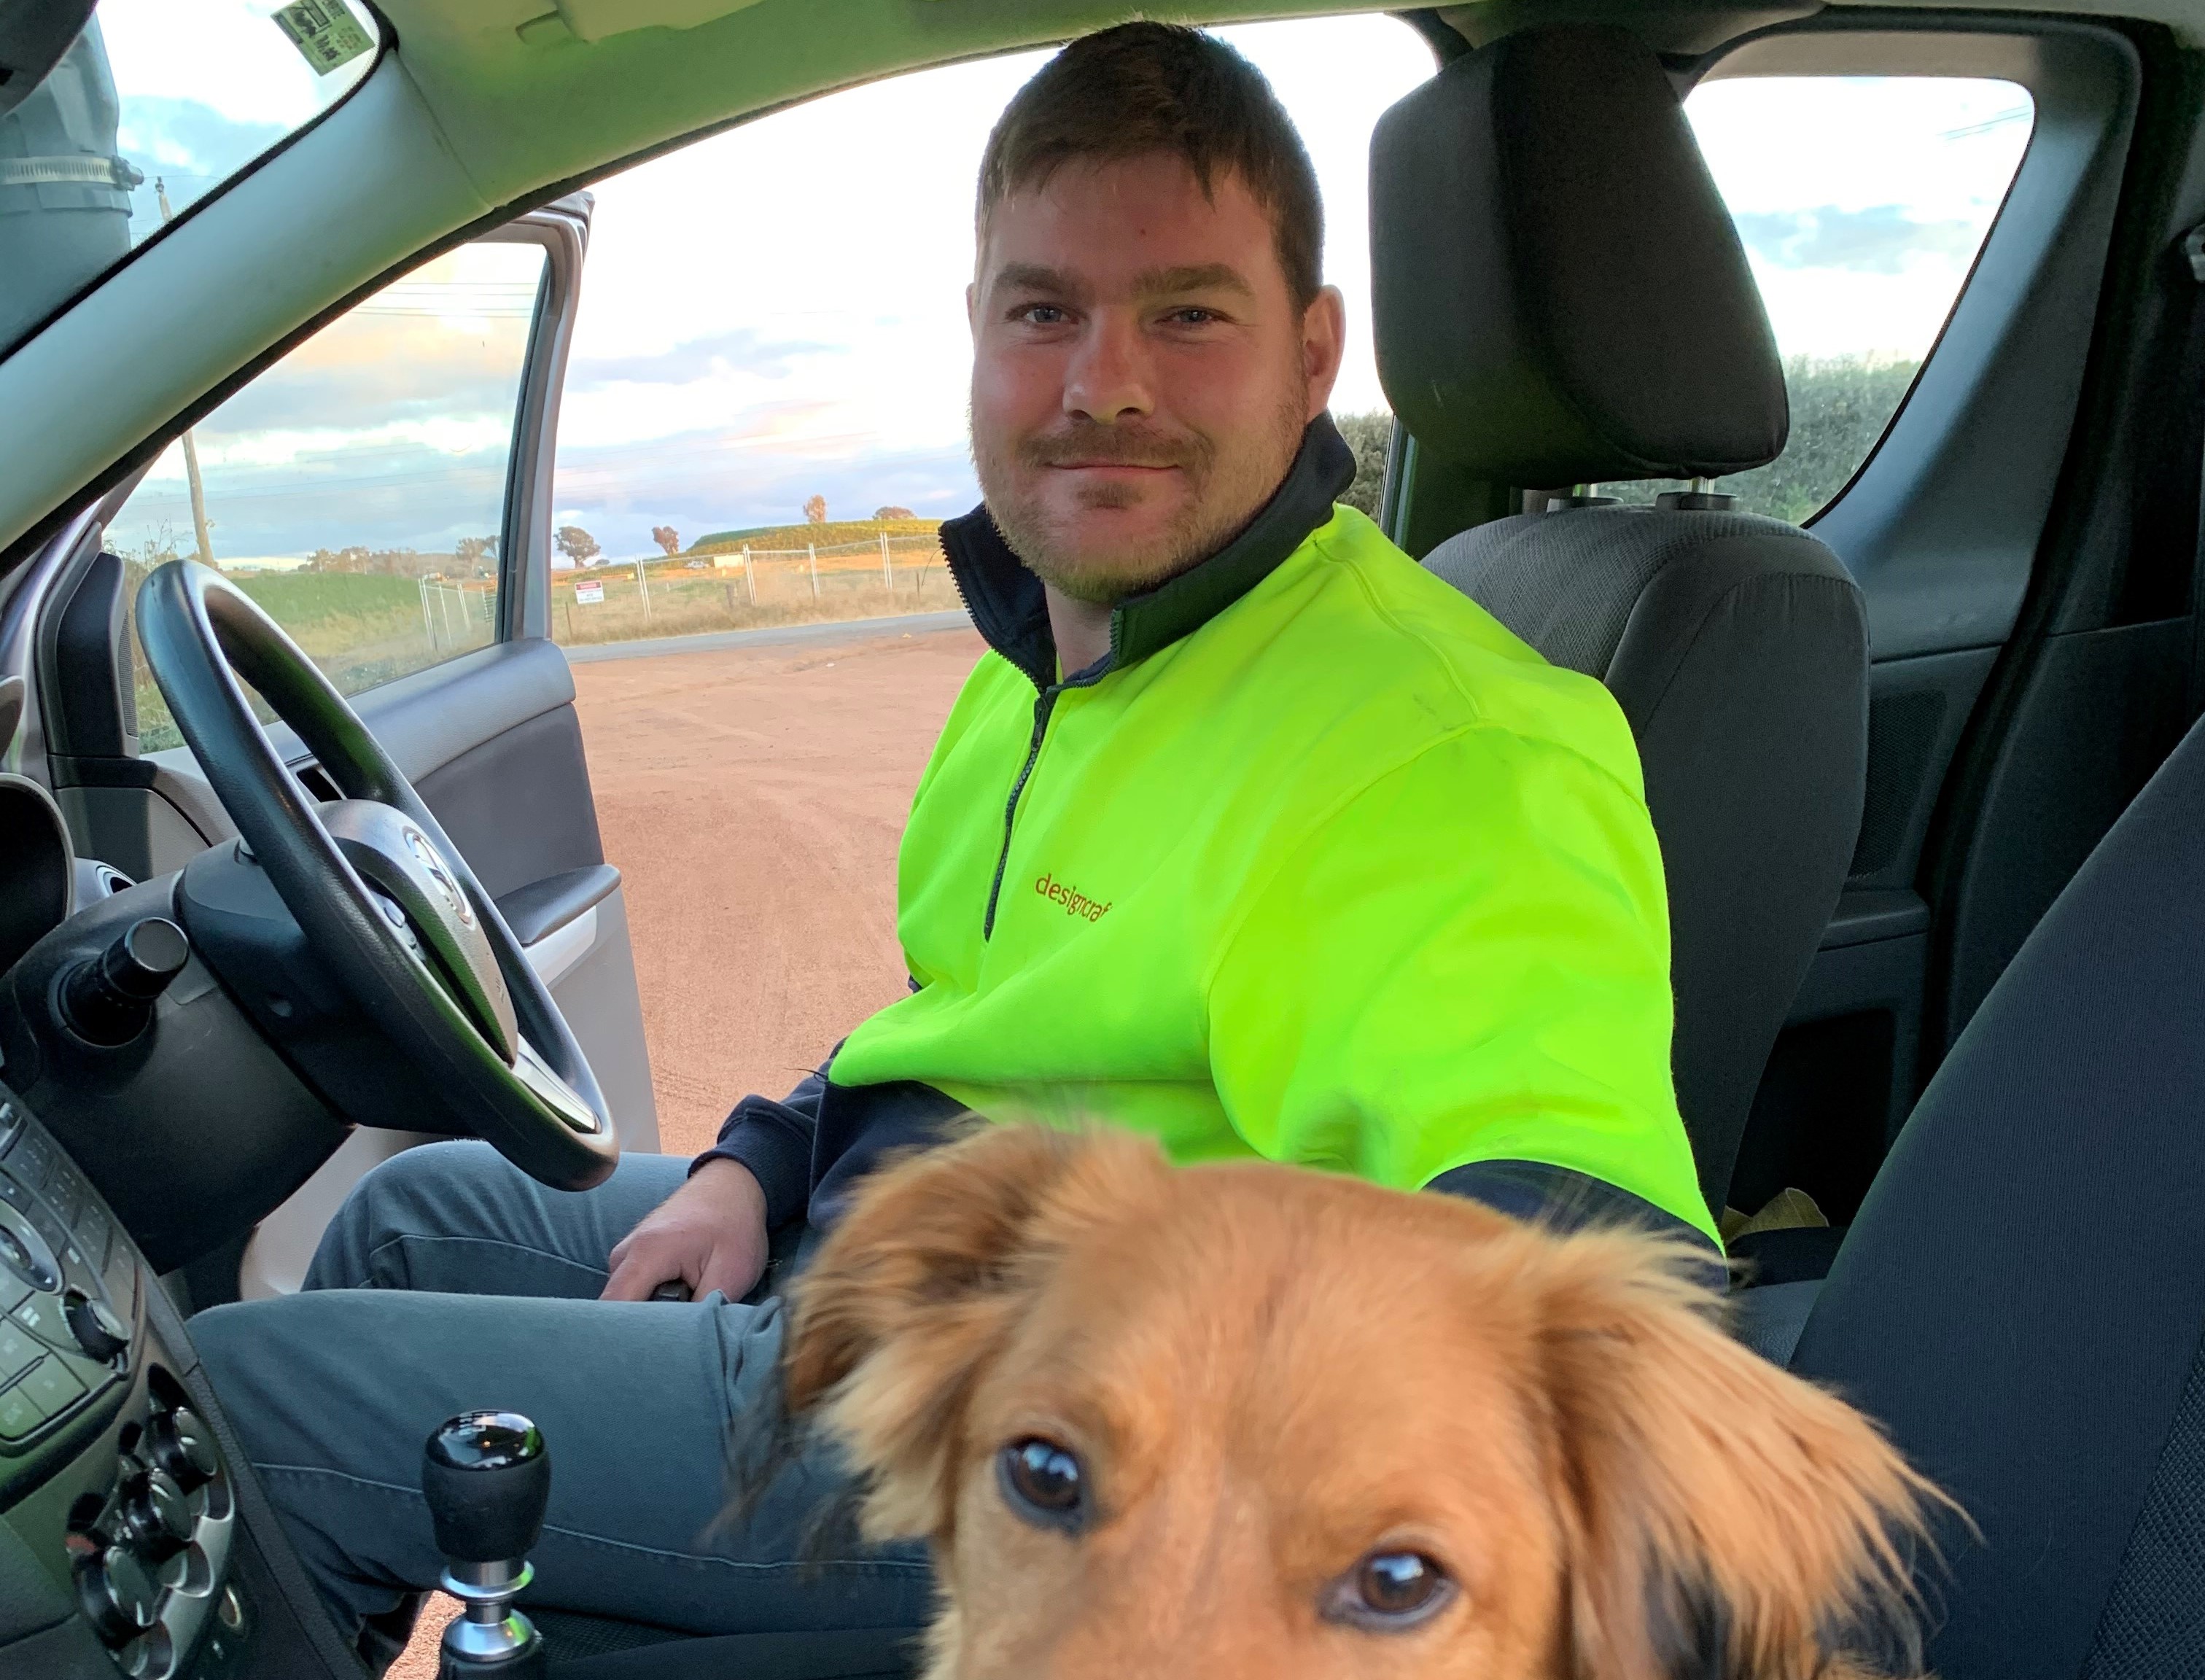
[982,688,1058,938]
[982,659,1111,939]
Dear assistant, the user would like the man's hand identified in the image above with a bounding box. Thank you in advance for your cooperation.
[601,1159,771,1302]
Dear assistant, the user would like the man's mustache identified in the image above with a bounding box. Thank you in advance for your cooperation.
[1016,424,1213,472]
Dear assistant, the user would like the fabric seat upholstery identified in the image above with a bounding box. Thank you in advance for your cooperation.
[1369,26,1869,1211]
[1790,709,2205,1678]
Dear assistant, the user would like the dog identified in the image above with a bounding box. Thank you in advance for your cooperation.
[783,1124,1947,1679]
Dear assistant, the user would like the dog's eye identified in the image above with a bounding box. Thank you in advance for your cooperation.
[999,1437,1086,1529]
[1322,1550,1455,1631]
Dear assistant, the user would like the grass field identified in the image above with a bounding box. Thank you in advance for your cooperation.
[131,569,491,751]
[552,535,954,649]
[127,530,961,749]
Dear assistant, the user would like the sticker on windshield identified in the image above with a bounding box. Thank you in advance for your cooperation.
[272,0,374,76]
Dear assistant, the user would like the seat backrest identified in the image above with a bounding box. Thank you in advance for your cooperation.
[1790,710,2205,1678]
[1369,26,1869,1211]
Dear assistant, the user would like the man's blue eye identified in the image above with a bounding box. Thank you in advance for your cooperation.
[1022,306,1068,325]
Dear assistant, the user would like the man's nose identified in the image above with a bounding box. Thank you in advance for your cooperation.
[1062,311,1153,424]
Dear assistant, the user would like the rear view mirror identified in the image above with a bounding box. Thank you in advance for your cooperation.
[0,0,97,122]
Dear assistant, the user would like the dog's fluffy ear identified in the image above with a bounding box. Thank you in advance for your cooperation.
[1532,1234,1948,1680]
[784,1122,1163,1541]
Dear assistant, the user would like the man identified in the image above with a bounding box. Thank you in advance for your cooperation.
[194,22,1713,1665]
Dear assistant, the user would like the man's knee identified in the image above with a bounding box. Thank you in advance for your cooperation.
[306,1140,526,1291]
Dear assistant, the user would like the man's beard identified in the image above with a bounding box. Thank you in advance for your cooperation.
[973,388,1309,606]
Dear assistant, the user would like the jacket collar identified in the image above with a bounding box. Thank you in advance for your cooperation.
[941,413,1358,691]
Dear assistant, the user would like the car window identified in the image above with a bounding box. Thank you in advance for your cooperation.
[1602,75,2034,521]
[0,1,380,359]
[542,15,1432,653]
[542,16,1435,1154]
[107,241,548,749]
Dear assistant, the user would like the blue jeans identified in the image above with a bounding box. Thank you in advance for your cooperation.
[190,1143,930,1649]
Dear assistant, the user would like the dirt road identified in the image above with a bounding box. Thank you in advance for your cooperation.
[573,619,985,1156]
[389,618,981,1678]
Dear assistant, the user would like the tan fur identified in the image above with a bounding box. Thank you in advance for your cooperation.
[785,1127,1948,1680]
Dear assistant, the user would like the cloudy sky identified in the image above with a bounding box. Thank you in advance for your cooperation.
[92,7,2032,567]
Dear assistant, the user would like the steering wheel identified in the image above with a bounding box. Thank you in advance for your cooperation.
[136,559,619,1190]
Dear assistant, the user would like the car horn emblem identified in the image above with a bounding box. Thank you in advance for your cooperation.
[403,826,475,928]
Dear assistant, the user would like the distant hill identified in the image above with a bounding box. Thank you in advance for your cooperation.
[690,517,941,553]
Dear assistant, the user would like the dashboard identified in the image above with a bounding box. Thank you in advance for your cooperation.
[0,1081,253,1680]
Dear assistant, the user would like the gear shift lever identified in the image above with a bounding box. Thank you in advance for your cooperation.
[423,1412,551,1679]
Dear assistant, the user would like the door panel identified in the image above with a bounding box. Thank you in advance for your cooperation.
[26,199,656,1298]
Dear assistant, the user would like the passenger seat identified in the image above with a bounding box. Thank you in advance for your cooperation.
[1368,25,1870,1217]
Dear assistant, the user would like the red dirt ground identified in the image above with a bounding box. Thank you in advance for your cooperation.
[389,620,981,1679]
[574,623,986,1157]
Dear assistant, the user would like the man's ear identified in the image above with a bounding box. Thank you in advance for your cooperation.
[1531,1232,1950,1680]
[783,1122,1164,1541]
[1302,284,1347,419]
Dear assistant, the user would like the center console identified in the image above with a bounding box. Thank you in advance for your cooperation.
[0,1083,255,1679]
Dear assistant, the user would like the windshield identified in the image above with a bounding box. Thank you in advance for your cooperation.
[0,0,380,357]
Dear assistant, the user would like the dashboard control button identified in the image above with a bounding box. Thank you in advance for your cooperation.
[46,1178,82,1229]
[0,1382,39,1439]
[0,1102,20,1153]
[13,1135,51,1194]
[18,1355,85,1418]
[120,1471,193,1564]
[12,1291,69,1347]
[76,1208,111,1271]
[0,1267,27,1321]
[63,1291,128,1362]
[0,1324,40,1386]
[77,1544,160,1645]
[104,1247,137,1317]
[147,1407,219,1491]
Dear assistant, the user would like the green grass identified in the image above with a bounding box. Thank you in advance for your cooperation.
[687,517,942,553]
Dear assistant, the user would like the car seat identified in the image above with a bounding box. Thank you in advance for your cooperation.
[1367,24,1872,1217]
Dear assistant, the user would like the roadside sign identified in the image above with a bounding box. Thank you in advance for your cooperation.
[575,580,604,605]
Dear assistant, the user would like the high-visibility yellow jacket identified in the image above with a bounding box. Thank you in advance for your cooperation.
[706,418,1714,1248]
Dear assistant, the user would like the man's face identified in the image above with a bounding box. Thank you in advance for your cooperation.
[968,153,1345,604]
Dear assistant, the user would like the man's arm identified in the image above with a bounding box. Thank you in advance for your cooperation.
[690,1061,828,1232]
[598,1062,828,1301]
[1206,725,1717,1248]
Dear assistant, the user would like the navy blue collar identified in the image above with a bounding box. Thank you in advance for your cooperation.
[941,413,1357,691]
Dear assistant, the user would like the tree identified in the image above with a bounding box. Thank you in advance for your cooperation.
[555,526,601,565]
[803,494,828,526]
[874,505,914,521]
[650,525,681,557]
[1332,411,1393,518]
[454,534,497,572]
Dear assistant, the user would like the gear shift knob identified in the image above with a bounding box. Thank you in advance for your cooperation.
[423,1412,550,1676]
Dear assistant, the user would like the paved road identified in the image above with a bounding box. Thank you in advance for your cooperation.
[563,608,972,666]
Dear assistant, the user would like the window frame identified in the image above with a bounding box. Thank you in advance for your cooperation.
[0,1,392,369]
[1689,14,2142,661]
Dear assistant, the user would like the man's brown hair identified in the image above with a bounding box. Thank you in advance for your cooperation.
[976,22,1325,309]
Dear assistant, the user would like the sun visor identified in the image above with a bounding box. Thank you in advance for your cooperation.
[545,0,771,46]
[1369,24,1787,486]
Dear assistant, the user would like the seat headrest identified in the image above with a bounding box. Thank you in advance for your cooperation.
[1370,25,1787,487]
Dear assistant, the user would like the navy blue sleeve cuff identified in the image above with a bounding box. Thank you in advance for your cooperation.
[691,1064,827,1232]
[1426,1159,1724,1283]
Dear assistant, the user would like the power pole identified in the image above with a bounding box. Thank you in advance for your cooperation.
[156,179,216,569]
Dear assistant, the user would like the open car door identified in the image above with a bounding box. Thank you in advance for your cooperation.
[4,195,658,1299]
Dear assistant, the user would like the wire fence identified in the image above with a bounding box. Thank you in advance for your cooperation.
[551,533,952,648]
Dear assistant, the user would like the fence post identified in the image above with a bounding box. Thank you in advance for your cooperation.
[808,543,819,600]
[635,556,653,621]
[744,546,755,604]
[419,577,436,650]
[880,531,892,591]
